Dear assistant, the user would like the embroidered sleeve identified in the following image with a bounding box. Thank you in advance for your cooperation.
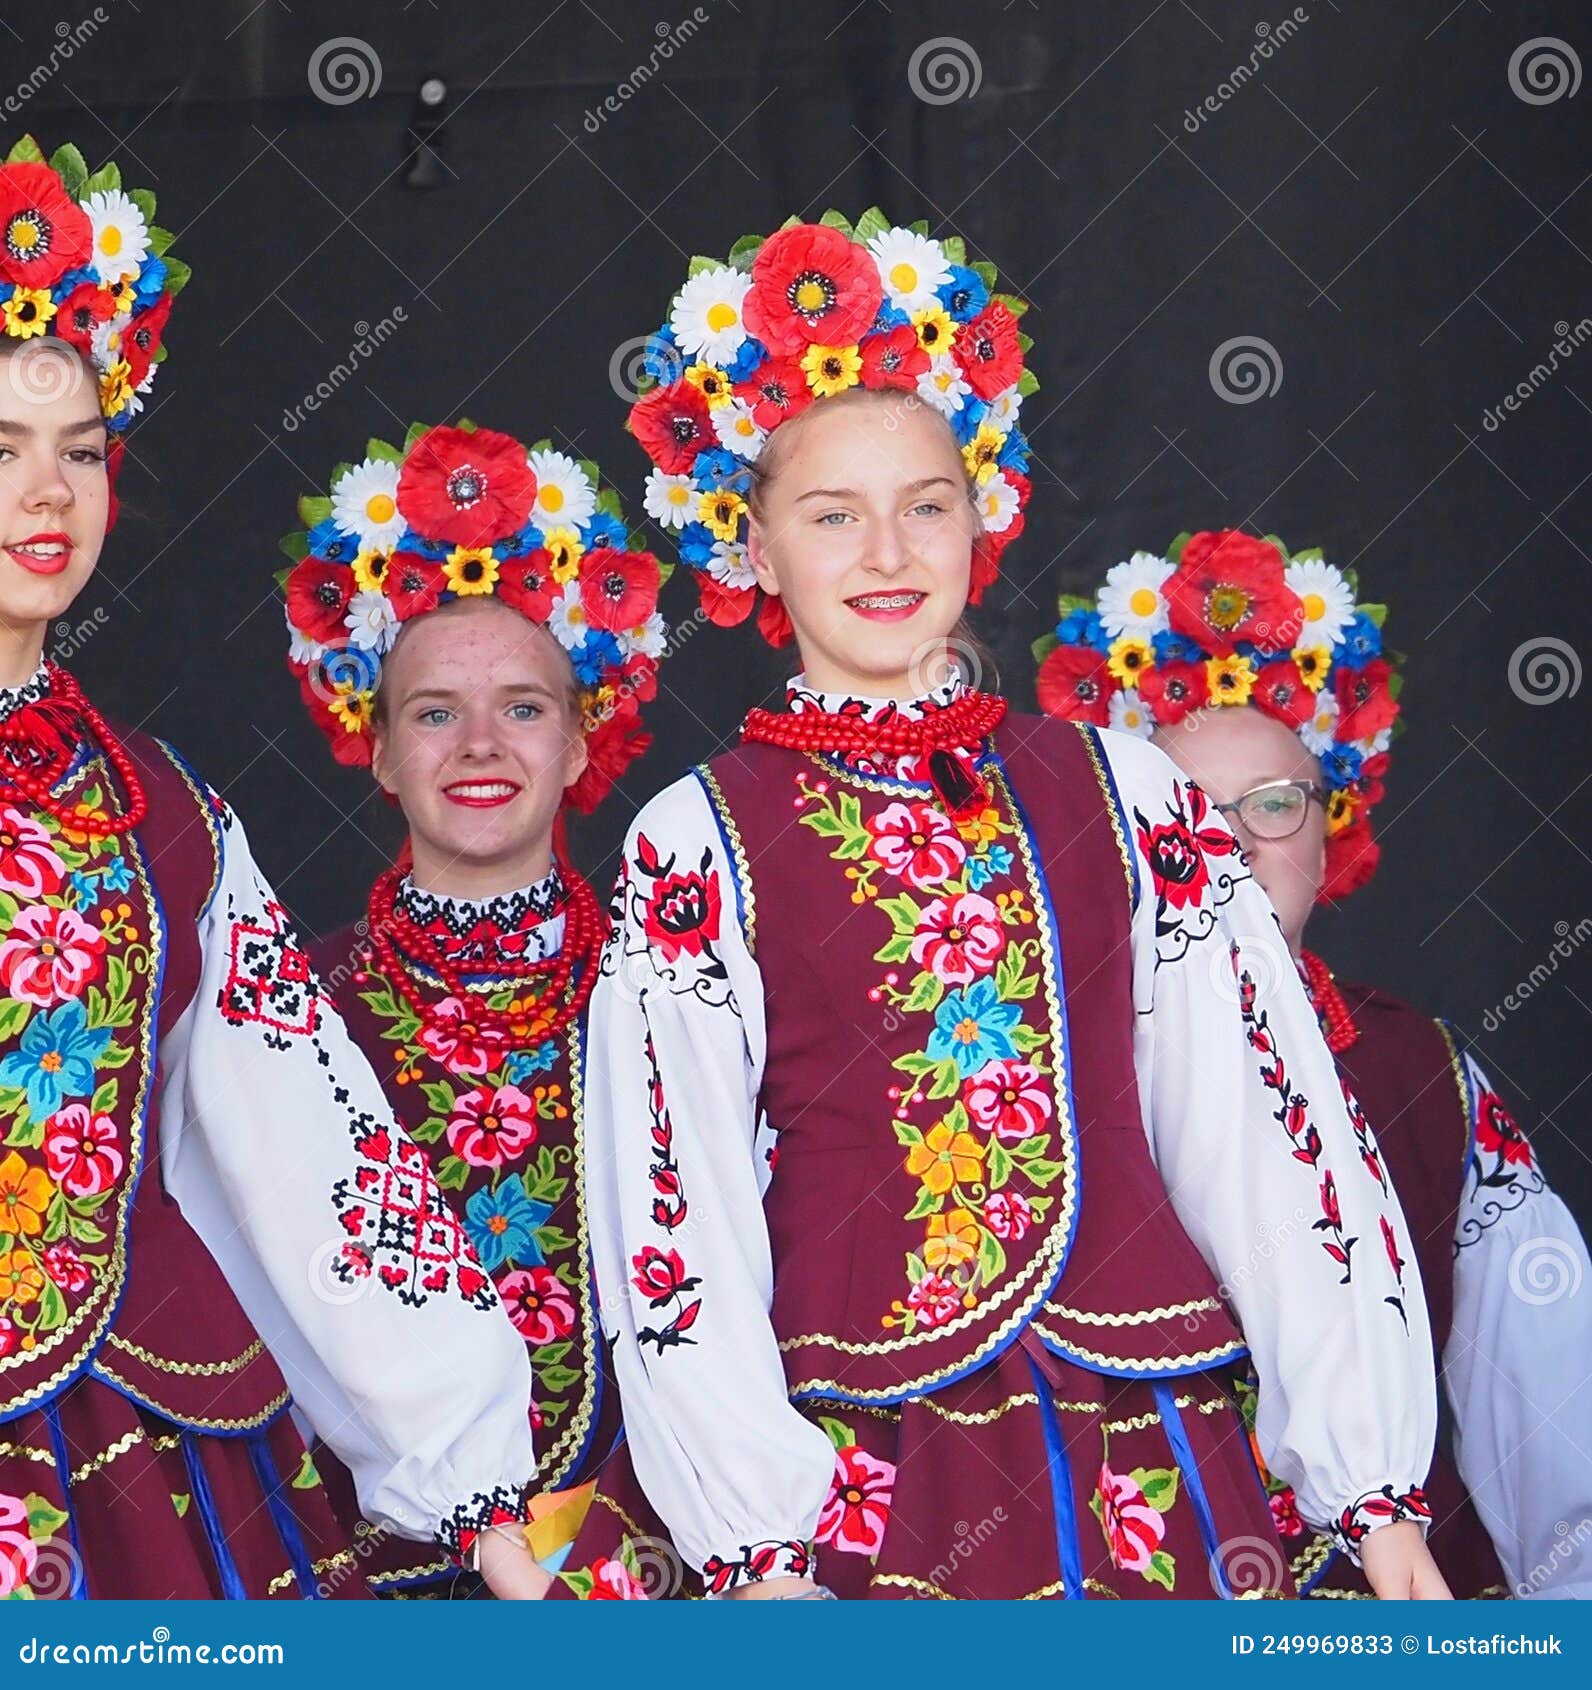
[1104,732,1437,1557]
[155,805,536,1548]
[585,774,833,1589]
[1444,1052,1592,1597]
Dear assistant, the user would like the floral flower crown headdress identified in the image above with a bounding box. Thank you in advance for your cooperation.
[1033,529,1402,900]
[0,134,187,432]
[280,421,670,813]
[627,207,1039,645]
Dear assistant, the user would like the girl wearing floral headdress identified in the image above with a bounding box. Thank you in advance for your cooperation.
[1038,530,1592,1599]
[579,210,1451,1599]
[284,421,676,1596]
[0,136,543,1600]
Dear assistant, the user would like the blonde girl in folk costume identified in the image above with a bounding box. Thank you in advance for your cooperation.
[578,209,1454,1599]
[281,418,674,1595]
[1038,529,1592,1599]
[0,136,543,1599]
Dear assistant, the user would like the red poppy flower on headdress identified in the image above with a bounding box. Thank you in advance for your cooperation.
[395,425,537,547]
[734,355,815,430]
[742,223,883,356]
[122,292,173,389]
[1334,657,1398,742]
[381,551,446,621]
[286,557,356,644]
[50,279,115,357]
[953,300,1023,400]
[567,717,650,815]
[695,573,758,630]
[494,549,559,624]
[859,323,929,392]
[1252,659,1314,727]
[580,550,660,633]
[629,380,715,474]
[1321,815,1380,903]
[0,161,92,289]
[1165,531,1303,657]
[756,592,794,647]
[1036,644,1113,725]
[1136,659,1206,724]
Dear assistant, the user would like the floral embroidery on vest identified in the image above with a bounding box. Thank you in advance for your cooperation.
[791,768,1066,1334]
[1090,1457,1180,1592]
[812,1414,895,1560]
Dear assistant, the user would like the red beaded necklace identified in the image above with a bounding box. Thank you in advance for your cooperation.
[1300,949,1358,1053]
[363,860,606,1044]
[0,662,147,837]
[741,689,1008,821]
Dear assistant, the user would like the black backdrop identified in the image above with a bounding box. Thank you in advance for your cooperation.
[10,0,1588,1224]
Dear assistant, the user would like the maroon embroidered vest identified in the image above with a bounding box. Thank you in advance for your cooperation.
[695,712,1246,1402]
[313,924,606,1492]
[1,720,293,1429]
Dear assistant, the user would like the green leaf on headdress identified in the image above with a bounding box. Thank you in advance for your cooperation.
[162,255,192,296]
[909,218,930,238]
[1166,531,1193,562]
[970,259,998,290]
[578,458,601,490]
[49,143,89,197]
[279,532,308,563]
[329,462,355,490]
[994,292,1028,320]
[455,417,478,434]
[686,254,723,279]
[941,234,967,266]
[526,437,550,456]
[1031,632,1060,664]
[1055,593,1093,615]
[81,160,122,198]
[147,224,176,258]
[1258,532,1287,558]
[819,208,855,238]
[128,187,157,223]
[1017,331,1034,355]
[152,344,167,364]
[594,487,624,520]
[5,136,46,166]
[1386,670,1404,701]
[727,232,764,273]
[1016,368,1040,398]
[1360,602,1387,628]
[365,437,403,465]
[655,556,675,589]
[274,563,294,588]
[1290,545,1323,565]
[297,494,333,527]
[853,206,891,246]
[404,421,431,449]
[777,213,802,231]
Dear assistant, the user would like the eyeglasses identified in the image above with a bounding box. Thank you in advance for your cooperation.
[1212,778,1324,842]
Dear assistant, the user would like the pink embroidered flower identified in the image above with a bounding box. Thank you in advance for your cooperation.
[1097,1463,1167,1573]
[43,1104,123,1199]
[910,892,1003,985]
[816,1445,896,1557]
[0,1317,16,1360]
[0,1490,39,1597]
[41,1241,90,1294]
[904,1271,962,1328]
[444,1084,538,1167]
[1269,1485,1306,1540]
[498,1265,576,1345]
[0,807,66,900]
[0,904,105,1007]
[584,1555,648,1599]
[963,1058,1052,1143]
[417,997,506,1076]
[984,1190,1034,1240]
[865,802,966,890]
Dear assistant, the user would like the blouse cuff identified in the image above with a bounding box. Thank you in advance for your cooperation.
[1327,1482,1432,1566]
[700,1539,816,1596]
[438,1481,536,1568]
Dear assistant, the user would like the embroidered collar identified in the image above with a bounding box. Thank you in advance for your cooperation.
[396,866,566,972]
[0,662,53,725]
[785,669,965,725]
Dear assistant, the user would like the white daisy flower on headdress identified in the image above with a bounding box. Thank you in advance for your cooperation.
[707,538,758,591]
[1097,552,1174,640]
[916,352,971,417]
[986,384,1024,433]
[628,611,669,659]
[868,227,952,316]
[331,457,405,549]
[1109,689,1156,739]
[711,397,768,460]
[89,313,130,373]
[643,467,696,531]
[1298,688,1341,757]
[286,606,325,667]
[1284,557,1356,649]
[670,265,753,366]
[345,589,400,654]
[548,579,592,646]
[528,448,598,533]
[1353,728,1393,758]
[84,189,151,285]
[976,471,1021,535]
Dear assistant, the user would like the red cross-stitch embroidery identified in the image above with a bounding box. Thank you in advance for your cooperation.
[218,898,320,1040]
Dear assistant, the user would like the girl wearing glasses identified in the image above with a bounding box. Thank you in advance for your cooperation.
[1037,528,1592,1598]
